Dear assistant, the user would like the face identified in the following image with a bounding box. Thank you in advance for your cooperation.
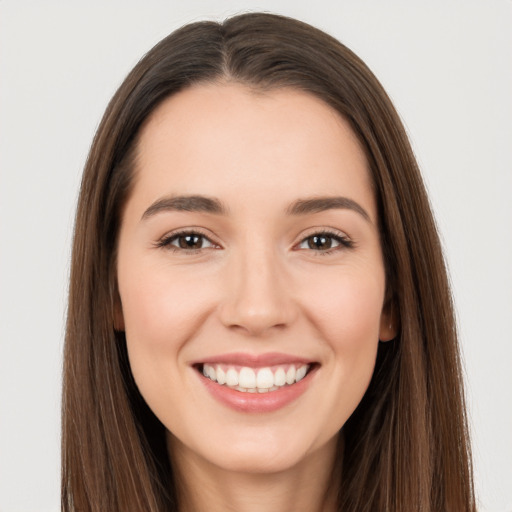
[116,83,395,476]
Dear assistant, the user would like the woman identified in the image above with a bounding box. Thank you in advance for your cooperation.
[62,12,475,511]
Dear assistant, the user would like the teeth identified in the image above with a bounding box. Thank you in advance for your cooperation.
[226,368,239,386]
[274,367,286,386]
[206,365,216,381]
[296,365,308,382]
[202,363,311,392]
[216,366,226,385]
[256,367,274,389]
[239,367,256,388]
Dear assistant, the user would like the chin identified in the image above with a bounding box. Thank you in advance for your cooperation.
[212,443,307,475]
[168,423,338,477]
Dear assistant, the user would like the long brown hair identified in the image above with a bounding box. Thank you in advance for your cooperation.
[62,12,475,511]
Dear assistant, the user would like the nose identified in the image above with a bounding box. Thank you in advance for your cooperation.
[218,244,297,337]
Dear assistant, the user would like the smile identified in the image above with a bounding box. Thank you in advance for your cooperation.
[201,363,310,393]
[194,353,318,413]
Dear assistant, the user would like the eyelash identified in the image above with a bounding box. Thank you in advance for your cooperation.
[296,229,354,255]
[155,229,354,255]
[154,229,216,253]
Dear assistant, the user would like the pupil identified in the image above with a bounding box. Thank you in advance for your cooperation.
[309,235,331,250]
[179,235,202,249]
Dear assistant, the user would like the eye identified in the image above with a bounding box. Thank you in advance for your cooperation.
[156,230,218,252]
[297,231,353,253]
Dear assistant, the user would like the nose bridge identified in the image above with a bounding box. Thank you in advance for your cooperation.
[219,234,295,335]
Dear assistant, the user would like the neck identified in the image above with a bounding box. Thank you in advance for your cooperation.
[168,434,342,512]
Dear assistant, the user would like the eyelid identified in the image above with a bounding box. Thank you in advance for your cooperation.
[153,226,353,253]
[154,227,221,251]
[298,226,350,238]
[294,227,354,252]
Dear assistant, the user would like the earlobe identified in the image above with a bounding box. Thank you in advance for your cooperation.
[379,300,398,342]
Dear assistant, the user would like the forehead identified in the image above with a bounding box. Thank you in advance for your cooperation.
[132,82,375,220]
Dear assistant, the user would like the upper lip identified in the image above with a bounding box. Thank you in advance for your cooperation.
[192,352,315,368]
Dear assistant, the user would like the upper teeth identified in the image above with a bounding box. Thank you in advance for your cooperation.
[202,363,310,392]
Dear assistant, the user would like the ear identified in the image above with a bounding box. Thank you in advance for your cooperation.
[113,290,125,332]
[379,297,398,342]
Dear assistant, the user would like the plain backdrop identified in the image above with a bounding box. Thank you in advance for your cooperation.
[0,1,511,511]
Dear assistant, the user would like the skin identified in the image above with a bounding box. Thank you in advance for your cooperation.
[116,83,395,512]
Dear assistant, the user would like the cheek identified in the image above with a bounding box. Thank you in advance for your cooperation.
[121,263,211,342]
[309,267,384,333]
[118,266,220,432]
[304,268,385,376]
[118,264,215,387]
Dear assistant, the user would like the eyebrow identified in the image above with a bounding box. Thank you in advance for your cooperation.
[286,196,371,222]
[141,195,228,220]
[141,194,370,222]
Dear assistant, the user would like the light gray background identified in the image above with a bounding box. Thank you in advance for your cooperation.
[1,1,511,511]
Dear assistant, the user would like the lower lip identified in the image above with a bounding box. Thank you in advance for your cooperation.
[197,368,316,413]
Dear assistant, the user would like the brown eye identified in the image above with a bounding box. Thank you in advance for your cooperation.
[177,234,204,249]
[297,231,353,253]
[307,235,333,250]
[157,231,217,251]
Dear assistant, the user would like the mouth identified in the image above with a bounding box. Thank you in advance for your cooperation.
[196,362,315,393]
[192,354,319,412]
